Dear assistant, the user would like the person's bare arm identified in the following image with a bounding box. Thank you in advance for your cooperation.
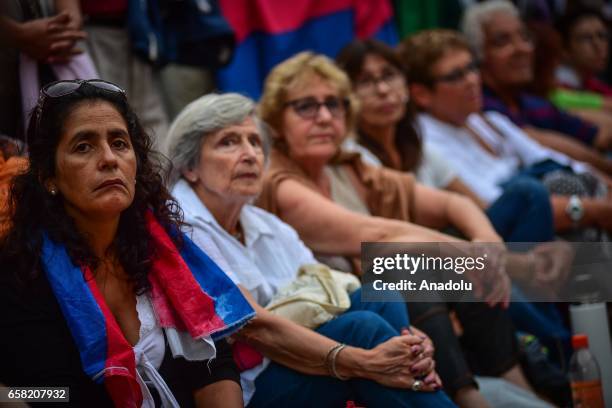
[234,287,439,390]
[567,109,612,151]
[0,12,85,62]
[275,179,458,256]
[194,381,243,408]
[444,177,489,210]
[54,0,82,29]
[412,183,502,242]
[550,195,612,232]
[524,126,612,175]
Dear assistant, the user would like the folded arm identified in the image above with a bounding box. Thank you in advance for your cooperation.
[412,183,502,242]
[275,179,458,257]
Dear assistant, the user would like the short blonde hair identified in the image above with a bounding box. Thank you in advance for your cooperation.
[259,52,359,140]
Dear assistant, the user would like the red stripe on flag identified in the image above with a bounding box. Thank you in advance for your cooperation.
[84,268,142,407]
[353,0,394,38]
[146,214,227,337]
[220,0,352,42]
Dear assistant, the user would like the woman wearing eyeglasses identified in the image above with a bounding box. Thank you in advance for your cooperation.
[335,39,559,244]
[556,8,612,97]
[257,51,507,284]
[0,80,254,407]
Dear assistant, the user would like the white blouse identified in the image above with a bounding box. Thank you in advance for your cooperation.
[134,294,179,407]
[172,178,317,405]
[418,112,587,204]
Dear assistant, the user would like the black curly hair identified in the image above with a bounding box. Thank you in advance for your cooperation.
[0,82,182,294]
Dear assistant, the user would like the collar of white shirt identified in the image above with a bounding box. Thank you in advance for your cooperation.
[172,179,274,246]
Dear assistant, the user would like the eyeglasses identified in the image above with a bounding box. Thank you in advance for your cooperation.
[575,30,610,45]
[355,69,405,95]
[284,96,349,120]
[32,79,126,144]
[433,61,479,84]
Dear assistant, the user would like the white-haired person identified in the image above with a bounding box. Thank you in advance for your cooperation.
[164,92,454,408]
[462,0,612,175]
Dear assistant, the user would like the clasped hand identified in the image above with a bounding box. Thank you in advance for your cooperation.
[363,326,442,392]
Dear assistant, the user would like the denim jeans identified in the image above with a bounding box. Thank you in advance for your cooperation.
[248,289,456,408]
[487,177,570,361]
[508,287,570,362]
[486,175,555,242]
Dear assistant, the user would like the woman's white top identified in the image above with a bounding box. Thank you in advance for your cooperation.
[417,111,587,204]
[134,294,179,408]
[132,292,216,407]
[171,179,317,405]
[341,138,457,189]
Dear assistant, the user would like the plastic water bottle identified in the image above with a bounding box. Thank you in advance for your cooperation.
[569,334,605,408]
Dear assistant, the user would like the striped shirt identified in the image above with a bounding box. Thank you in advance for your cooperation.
[482,86,598,146]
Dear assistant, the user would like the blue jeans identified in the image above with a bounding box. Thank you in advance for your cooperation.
[486,176,555,242]
[248,289,456,408]
[508,287,570,362]
[487,177,569,360]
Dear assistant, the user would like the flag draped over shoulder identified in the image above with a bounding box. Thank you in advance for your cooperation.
[41,212,255,407]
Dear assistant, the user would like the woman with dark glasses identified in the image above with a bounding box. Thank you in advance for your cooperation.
[0,80,254,407]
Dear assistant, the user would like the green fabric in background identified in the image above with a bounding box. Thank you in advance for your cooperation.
[393,0,464,41]
[549,88,604,110]
[393,0,439,39]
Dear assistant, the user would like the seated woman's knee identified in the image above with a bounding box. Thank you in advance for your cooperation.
[505,177,549,201]
[325,310,397,347]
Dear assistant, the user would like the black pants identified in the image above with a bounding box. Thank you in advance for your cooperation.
[407,301,520,397]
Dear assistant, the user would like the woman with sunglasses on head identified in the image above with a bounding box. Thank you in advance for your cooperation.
[0,80,254,407]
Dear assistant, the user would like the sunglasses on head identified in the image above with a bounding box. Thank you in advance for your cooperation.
[31,79,126,145]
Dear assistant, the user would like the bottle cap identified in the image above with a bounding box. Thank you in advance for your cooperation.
[572,333,589,349]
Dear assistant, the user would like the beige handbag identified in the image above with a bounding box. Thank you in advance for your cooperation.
[266,264,361,329]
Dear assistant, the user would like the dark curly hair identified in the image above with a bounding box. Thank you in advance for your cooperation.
[0,82,182,294]
[335,39,422,172]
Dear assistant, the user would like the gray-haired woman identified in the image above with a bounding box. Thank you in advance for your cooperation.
[164,93,455,408]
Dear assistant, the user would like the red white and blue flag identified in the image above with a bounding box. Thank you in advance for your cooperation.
[41,212,255,407]
[218,0,398,99]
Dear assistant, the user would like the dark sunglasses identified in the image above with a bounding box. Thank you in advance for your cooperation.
[285,96,349,120]
[434,61,480,84]
[31,79,126,145]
